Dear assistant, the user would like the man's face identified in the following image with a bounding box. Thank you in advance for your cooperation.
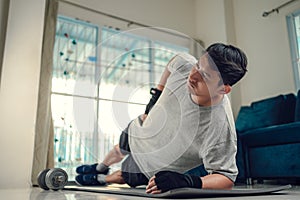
[187,53,223,99]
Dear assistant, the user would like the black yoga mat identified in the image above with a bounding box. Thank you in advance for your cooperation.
[64,184,292,198]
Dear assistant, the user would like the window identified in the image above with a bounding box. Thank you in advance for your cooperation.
[287,10,300,90]
[52,16,189,180]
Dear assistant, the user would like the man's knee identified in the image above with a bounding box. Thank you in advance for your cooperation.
[121,171,148,188]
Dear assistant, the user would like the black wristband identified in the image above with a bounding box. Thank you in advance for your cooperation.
[185,174,202,189]
[144,88,162,114]
[155,171,203,193]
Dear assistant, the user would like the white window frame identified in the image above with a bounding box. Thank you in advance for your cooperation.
[287,9,300,90]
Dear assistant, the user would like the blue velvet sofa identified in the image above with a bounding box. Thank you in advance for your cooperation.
[235,90,300,184]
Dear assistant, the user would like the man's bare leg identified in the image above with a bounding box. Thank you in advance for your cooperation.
[105,170,126,184]
[102,144,125,166]
[95,145,126,185]
[96,144,125,173]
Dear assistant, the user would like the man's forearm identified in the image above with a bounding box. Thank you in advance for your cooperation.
[200,174,234,189]
[157,66,171,91]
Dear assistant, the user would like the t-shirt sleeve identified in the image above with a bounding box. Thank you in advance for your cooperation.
[167,53,197,73]
[202,140,238,182]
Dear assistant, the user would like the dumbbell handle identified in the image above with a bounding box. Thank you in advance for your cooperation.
[55,176,66,183]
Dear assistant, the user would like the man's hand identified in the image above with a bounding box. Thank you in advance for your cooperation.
[146,176,162,194]
[141,114,148,122]
[146,171,202,194]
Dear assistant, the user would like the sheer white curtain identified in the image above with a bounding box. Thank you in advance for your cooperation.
[0,0,9,88]
[31,0,58,185]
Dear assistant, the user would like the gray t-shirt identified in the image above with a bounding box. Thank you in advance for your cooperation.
[128,53,238,182]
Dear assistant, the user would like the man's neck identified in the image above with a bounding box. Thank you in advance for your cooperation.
[191,93,224,107]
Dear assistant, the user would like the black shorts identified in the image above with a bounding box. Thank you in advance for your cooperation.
[118,123,131,155]
[119,119,149,187]
[121,155,149,187]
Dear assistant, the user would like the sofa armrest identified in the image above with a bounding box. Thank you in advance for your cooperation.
[239,122,300,182]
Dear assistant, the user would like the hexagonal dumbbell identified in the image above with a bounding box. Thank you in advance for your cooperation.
[37,168,68,190]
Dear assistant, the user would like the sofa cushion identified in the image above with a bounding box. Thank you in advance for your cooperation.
[295,90,300,121]
[236,95,284,133]
[280,93,296,124]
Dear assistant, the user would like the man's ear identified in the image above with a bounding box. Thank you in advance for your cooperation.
[220,84,231,94]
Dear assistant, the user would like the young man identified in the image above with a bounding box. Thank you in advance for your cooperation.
[75,43,248,194]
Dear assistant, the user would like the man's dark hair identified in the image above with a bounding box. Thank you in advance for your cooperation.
[206,43,248,86]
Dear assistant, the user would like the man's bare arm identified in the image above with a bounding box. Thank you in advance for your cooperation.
[157,66,171,91]
[201,173,234,189]
[142,58,173,121]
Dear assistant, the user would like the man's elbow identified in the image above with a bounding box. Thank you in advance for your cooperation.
[201,173,234,190]
[226,179,234,189]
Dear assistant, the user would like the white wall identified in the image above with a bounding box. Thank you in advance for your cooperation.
[195,0,300,114]
[58,0,197,49]
[195,0,227,46]
[59,0,197,38]
[233,0,299,105]
[0,0,45,189]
